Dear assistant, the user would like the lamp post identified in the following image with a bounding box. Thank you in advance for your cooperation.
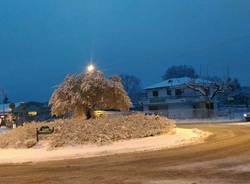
[87,64,95,73]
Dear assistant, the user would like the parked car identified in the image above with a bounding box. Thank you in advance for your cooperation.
[243,112,250,121]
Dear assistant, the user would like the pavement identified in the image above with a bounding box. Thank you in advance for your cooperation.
[0,122,250,183]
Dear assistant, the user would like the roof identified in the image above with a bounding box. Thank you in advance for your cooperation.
[14,102,50,113]
[145,77,212,90]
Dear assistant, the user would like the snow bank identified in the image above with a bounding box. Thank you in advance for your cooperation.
[0,114,175,149]
[0,128,211,164]
[0,127,9,134]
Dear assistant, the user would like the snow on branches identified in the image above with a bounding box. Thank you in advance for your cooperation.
[49,70,132,119]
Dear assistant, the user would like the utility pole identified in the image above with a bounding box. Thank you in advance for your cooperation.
[206,64,209,78]
[1,89,5,117]
[226,65,230,79]
[0,89,8,117]
[199,64,202,77]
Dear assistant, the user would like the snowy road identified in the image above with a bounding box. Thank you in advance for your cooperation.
[1,123,250,184]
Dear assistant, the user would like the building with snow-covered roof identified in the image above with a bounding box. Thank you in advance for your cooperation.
[143,77,218,119]
[145,77,212,90]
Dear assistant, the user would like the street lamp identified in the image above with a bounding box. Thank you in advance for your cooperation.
[87,64,95,73]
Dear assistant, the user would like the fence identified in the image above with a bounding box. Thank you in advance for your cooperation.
[145,107,250,120]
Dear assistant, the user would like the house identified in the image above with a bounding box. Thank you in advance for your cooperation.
[0,102,23,117]
[14,101,51,122]
[0,102,23,127]
[0,101,51,127]
[143,77,217,119]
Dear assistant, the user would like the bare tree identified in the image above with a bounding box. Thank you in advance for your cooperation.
[9,103,15,113]
[186,80,224,117]
[49,70,132,119]
[187,81,224,101]
[225,77,241,92]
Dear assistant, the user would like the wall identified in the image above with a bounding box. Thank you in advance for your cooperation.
[146,86,201,98]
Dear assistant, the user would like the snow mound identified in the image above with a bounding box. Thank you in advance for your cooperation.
[0,113,175,149]
[0,128,211,164]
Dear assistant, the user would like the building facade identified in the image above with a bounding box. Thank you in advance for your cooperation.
[143,77,217,119]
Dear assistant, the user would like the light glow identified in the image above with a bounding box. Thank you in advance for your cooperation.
[87,64,95,73]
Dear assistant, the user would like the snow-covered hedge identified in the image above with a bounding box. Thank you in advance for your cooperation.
[0,113,175,149]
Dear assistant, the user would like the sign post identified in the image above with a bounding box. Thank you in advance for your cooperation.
[36,126,54,142]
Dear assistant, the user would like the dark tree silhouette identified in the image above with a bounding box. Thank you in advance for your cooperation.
[225,78,241,92]
[162,65,198,80]
[120,74,143,104]
[9,103,15,113]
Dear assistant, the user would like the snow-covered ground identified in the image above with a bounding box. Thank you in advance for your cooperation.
[0,128,211,164]
[225,122,250,126]
[176,118,244,124]
[176,111,247,124]
[0,127,9,134]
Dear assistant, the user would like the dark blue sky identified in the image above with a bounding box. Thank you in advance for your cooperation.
[0,0,250,102]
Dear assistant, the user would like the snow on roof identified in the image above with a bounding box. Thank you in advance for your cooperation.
[145,77,212,90]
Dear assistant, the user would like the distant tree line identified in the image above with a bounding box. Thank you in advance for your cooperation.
[162,65,198,80]
[119,74,143,106]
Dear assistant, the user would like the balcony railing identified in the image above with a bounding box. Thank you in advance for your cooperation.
[150,97,167,103]
[143,96,207,104]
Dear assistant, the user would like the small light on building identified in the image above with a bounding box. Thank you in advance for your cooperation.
[28,112,38,116]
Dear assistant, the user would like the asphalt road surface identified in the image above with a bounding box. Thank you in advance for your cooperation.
[0,123,250,184]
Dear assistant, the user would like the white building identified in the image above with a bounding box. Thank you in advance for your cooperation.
[143,77,217,119]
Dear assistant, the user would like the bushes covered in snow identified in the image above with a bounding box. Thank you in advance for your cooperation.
[0,114,175,149]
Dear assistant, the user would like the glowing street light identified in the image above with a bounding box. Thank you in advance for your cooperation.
[87,64,95,73]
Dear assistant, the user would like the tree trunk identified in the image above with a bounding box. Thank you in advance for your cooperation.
[206,101,214,118]
[207,102,211,118]
[85,108,92,120]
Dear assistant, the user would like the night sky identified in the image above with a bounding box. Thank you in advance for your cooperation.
[0,0,250,102]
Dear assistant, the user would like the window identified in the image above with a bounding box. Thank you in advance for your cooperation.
[166,87,171,95]
[175,89,183,96]
[148,105,168,110]
[159,105,168,110]
[152,91,159,97]
[149,106,159,110]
